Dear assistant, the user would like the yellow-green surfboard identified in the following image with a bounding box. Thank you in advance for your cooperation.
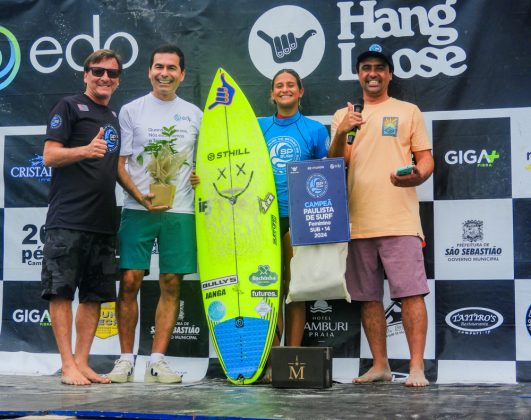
[195,68,281,384]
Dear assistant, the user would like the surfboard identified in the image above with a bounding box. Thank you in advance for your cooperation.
[195,68,281,385]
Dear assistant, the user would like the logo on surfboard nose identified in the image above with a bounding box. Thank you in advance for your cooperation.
[208,73,235,109]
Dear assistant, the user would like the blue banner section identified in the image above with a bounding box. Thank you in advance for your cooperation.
[287,158,350,245]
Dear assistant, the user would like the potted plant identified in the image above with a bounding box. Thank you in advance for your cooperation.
[137,125,189,207]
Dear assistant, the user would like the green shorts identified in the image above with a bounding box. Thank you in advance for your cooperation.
[118,209,197,274]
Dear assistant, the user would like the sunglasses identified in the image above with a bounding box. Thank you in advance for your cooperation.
[88,67,121,79]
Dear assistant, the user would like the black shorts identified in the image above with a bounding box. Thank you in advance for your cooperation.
[41,228,118,303]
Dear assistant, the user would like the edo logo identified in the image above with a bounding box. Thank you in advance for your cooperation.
[0,26,21,90]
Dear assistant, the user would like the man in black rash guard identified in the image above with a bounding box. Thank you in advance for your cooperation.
[41,49,122,386]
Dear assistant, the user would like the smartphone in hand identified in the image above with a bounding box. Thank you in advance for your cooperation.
[396,164,414,176]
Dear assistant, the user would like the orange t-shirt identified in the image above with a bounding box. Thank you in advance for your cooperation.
[331,98,431,239]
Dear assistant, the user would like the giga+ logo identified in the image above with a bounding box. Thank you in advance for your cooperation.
[0,26,21,90]
[445,149,500,167]
[13,309,51,326]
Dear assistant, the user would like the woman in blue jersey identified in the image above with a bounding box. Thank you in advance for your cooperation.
[259,69,329,351]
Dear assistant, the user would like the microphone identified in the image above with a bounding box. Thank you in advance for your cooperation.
[347,101,364,145]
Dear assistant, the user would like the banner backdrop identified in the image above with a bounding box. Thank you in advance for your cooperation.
[1,0,530,384]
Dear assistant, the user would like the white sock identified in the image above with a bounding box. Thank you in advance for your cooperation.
[150,353,164,364]
[120,353,134,364]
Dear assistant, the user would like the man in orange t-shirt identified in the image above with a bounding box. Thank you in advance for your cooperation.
[329,45,434,387]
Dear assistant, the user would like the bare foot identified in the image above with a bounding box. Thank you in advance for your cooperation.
[353,366,392,384]
[61,365,91,386]
[79,365,111,384]
[258,366,272,384]
[405,368,429,387]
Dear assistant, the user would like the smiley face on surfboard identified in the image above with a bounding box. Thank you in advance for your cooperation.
[195,68,281,384]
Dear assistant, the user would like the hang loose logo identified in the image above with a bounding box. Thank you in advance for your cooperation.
[248,5,325,79]
[208,73,235,110]
[257,29,317,63]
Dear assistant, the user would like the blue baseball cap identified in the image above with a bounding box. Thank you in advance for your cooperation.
[356,44,394,73]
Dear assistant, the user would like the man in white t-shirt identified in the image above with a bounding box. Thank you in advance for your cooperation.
[329,44,434,387]
[107,45,202,384]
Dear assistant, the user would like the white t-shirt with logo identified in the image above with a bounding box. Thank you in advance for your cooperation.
[119,93,202,213]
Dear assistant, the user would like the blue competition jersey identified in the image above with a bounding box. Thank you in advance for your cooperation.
[259,112,329,217]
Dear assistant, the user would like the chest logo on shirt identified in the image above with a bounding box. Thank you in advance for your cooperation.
[382,117,399,137]
[174,114,192,123]
[103,124,119,153]
[50,114,62,129]
[268,136,301,175]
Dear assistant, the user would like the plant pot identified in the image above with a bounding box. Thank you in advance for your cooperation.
[150,183,176,207]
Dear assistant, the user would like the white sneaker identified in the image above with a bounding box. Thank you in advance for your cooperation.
[144,359,182,384]
[106,359,134,383]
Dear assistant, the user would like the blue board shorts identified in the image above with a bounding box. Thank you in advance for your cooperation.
[41,228,118,303]
[119,209,197,274]
[346,235,430,301]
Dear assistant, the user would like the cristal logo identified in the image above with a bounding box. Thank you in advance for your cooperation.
[445,150,500,167]
[1,15,138,90]
[526,305,531,337]
[12,309,51,325]
[337,0,467,80]
[0,26,21,90]
[445,307,503,333]
[248,5,325,79]
[10,155,52,183]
